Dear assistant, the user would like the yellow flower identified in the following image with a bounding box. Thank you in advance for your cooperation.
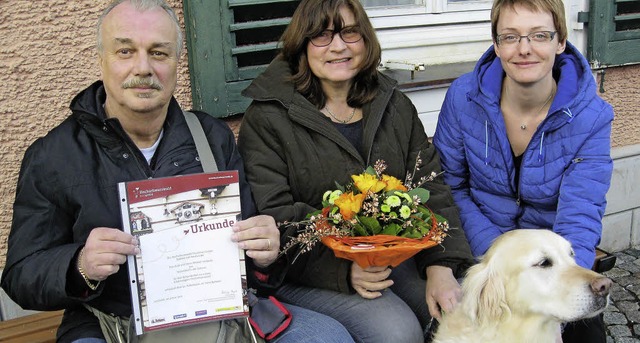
[382,175,407,192]
[334,192,365,221]
[352,174,386,194]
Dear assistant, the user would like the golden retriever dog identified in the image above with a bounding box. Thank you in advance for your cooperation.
[433,229,612,343]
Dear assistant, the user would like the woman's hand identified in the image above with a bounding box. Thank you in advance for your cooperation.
[231,215,280,268]
[425,265,462,320]
[350,263,394,299]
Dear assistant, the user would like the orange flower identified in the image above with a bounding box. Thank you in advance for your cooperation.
[352,174,386,194]
[382,175,407,191]
[334,192,365,220]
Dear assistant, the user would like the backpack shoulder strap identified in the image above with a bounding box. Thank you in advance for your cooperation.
[183,111,218,173]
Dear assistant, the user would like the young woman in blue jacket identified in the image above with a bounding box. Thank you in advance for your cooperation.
[433,0,614,342]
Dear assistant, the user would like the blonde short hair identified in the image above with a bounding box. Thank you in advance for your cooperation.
[491,0,567,44]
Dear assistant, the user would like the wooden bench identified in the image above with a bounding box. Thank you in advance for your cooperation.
[0,310,63,343]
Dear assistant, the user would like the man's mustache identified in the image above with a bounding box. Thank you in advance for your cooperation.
[122,78,163,90]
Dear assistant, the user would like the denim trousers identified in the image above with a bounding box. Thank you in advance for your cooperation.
[72,302,352,343]
[271,302,354,343]
[275,258,431,343]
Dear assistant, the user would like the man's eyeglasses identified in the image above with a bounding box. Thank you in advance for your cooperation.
[309,26,363,47]
[496,31,557,46]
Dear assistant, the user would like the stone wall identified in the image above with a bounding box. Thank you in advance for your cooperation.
[601,144,640,252]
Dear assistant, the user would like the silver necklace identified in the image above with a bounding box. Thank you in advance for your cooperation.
[324,106,356,124]
[519,84,556,130]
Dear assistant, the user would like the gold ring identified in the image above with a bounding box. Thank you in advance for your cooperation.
[267,239,271,251]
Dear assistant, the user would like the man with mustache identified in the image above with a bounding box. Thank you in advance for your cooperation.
[0,1,353,342]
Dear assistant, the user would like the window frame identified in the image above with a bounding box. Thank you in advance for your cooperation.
[363,0,492,17]
[583,0,640,68]
[182,0,494,118]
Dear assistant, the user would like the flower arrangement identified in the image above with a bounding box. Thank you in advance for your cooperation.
[281,156,449,268]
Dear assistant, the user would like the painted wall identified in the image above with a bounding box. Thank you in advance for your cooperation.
[0,0,638,267]
[596,66,640,148]
[0,0,191,268]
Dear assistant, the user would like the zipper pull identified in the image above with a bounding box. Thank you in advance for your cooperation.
[572,158,584,163]
[516,197,521,206]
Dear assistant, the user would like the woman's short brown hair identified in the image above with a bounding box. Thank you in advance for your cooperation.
[279,0,381,108]
[491,0,567,44]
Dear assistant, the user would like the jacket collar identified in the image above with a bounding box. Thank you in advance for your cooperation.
[242,56,297,106]
[69,80,184,158]
[242,57,398,165]
[471,41,596,130]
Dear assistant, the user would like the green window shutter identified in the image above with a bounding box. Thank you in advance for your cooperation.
[585,0,640,68]
[183,0,300,118]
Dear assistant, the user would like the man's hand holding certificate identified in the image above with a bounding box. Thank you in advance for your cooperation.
[118,171,249,335]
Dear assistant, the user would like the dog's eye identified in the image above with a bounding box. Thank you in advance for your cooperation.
[535,258,553,268]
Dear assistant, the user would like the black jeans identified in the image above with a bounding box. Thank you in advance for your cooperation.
[562,313,606,343]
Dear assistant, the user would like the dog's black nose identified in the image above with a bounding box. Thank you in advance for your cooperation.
[591,277,612,296]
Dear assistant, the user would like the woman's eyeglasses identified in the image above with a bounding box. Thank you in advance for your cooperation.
[496,31,557,46]
[309,26,363,47]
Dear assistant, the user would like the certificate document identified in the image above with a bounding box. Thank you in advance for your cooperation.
[118,171,248,335]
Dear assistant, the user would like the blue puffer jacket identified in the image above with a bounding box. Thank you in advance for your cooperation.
[433,42,614,269]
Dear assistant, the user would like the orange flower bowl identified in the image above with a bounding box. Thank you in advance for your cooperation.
[320,234,440,268]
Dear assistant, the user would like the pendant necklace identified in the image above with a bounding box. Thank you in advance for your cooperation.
[519,83,556,130]
[324,106,356,124]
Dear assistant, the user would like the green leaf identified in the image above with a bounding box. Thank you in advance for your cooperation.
[305,209,322,219]
[353,223,369,236]
[404,230,423,239]
[434,212,448,224]
[334,181,345,193]
[408,188,430,203]
[417,206,431,216]
[381,223,402,236]
[358,215,382,235]
[415,222,430,236]
[364,166,377,175]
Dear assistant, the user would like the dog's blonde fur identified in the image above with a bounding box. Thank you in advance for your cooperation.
[433,230,611,343]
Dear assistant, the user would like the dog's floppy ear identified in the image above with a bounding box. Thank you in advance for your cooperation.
[462,259,508,325]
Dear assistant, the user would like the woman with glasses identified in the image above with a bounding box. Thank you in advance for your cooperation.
[238,0,474,341]
[433,0,614,342]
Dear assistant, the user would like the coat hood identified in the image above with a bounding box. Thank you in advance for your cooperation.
[472,41,597,128]
[70,81,108,119]
[242,56,297,106]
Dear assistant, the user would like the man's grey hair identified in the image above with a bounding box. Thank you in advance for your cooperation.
[97,0,183,58]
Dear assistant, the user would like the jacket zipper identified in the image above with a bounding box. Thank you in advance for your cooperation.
[127,143,151,178]
[516,161,522,207]
[105,120,151,178]
[471,89,568,208]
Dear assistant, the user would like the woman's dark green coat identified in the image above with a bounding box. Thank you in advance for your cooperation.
[238,58,474,294]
